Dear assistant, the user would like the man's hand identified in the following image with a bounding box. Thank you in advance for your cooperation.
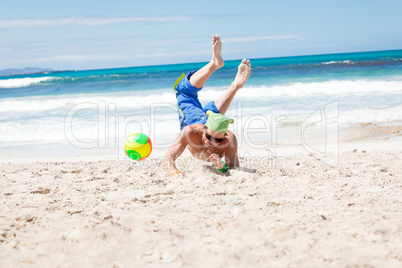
[209,154,224,169]
[162,128,188,176]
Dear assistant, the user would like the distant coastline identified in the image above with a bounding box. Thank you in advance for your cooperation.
[0,67,57,77]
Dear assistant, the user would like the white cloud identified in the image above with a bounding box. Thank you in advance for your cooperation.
[0,16,193,28]
[225,35,299,43]
[9,50,211,65]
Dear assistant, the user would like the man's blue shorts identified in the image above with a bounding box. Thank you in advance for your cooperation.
[175,71,219,130]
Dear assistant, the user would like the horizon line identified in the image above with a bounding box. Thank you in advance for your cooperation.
[64,48,402,72]
[1,48,401,75]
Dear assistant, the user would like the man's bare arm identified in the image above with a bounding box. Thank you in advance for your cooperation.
[162,129,189,176]
[224,132,239,169]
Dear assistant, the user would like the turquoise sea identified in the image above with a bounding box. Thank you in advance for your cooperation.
[1,50,401,158]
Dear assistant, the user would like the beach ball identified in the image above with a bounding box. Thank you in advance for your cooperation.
[124,133,152,161]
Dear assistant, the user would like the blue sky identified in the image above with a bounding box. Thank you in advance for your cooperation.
[1,0,401,70]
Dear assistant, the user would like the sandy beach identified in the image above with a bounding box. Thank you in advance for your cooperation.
[1,135,401,267]
[1,0,402,266]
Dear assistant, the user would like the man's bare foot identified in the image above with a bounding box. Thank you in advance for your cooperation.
[233,59,251,88]
[210,35,224,69]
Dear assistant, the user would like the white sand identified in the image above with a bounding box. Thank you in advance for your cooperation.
[1,140,402,267]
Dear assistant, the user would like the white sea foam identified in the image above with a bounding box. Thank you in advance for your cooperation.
[1,79,401,113]
[226,105,402,125]
[0,113,179,146]
[0,79,400,117]
[0,91,177,113]
[1,103,400,146]
[0,77,57,88]
[322,60,353,65]
[0,79,401,147]
[340,106,402,124]
[199,79,402,101]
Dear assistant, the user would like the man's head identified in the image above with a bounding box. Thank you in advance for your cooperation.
[202,111,234,148]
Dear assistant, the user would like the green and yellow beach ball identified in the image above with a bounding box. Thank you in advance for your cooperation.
[124,133,152,161]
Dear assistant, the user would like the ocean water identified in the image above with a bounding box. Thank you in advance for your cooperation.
[1,50,402,159]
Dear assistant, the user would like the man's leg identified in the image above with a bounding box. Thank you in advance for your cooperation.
[215,59,251,115]
[189,35,224,89]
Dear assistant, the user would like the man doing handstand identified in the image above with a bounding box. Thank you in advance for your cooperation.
[162,35,251,177]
